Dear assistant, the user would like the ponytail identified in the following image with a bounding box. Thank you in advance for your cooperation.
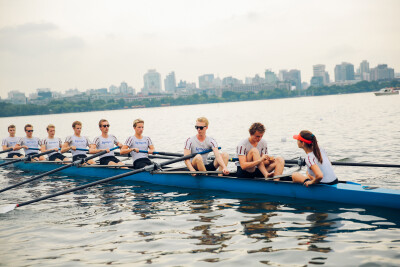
[299,130,323,163]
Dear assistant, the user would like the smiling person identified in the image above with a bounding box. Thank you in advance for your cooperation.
[2,125,23,158]
[120,118,155,169]
[62,121,95,164]
[183,117,229,175]
[14,124,45,161]
[90,119,124,166]
[40,124,70,162]
[236,122,284,180]
[292,130,338,187]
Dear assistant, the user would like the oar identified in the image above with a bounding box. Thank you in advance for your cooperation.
[137,147,222,157]
[0,148,13,154]
[285,159,400,168]
[0,147,119,194]
[0,148,213,213]
[0,150,54,168]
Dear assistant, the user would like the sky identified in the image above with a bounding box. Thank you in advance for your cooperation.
[0,0,399,98]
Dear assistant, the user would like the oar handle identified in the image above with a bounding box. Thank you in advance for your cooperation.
[75,147,118,152]
[27,147,40,150]
[0,148,13,154]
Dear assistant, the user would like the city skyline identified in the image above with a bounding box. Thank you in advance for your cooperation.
[1,0,399,98]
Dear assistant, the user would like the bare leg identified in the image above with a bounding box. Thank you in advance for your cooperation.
[192,154,206,171]
[266,156,285,180]
[214,152,229,176]
[292,172,308,183]
[246,148,270,178]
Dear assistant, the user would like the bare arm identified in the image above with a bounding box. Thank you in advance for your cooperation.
[184,148,196,172]
[308,165,323,184]
[238,154,268,170]
[61,142,70,153]
[120,145,134,155]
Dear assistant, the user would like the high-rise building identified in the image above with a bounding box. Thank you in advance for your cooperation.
[119,82,128,94]
[109,85,119,94]
[279,69,301,89]
[164,72,176,92]
[312,64,329,85]
[334,62,355,82]
[370,64,395,81]
[7,91,27,104]
[143,69,162,94]
[198,74,215,89]
[360,60,370,81]
[265,70,277,84]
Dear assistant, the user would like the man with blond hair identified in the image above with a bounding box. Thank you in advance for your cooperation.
[2,125,23,158]
[236,122,285,180]
[62,121,95,164]
[40,124,70,162]
[184,117,229,175]
[15,124,44,161]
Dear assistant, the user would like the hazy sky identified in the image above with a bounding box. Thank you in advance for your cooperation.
[0,0,399,98]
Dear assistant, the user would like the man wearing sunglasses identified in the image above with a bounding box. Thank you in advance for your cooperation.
[14,124,45,161]
[184,117,229,175]
[90,119,124,166]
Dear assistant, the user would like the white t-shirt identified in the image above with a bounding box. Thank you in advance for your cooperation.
[305,148,336,183]
[64,135,92,156]
[124,136,153,162]
[93,135,119,159]
[17,137,41,155]
[184,136,218,162]
[2,136,20,149]
[40,137,62,157]
[236,138,268,166]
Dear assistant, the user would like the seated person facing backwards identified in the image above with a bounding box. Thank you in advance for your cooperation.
[184,117,229,175]
[61,121,95,164]
[40,124,71,162]
[2,125,23,158]
[292,130,338,187]
[120,118,155,169]
[90,119,124,166]
[14,124,45,161]
[236,122,285,180]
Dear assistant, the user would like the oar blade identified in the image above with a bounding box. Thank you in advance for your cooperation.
[0,204,17,214]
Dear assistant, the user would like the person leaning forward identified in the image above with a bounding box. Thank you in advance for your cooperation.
[184,117,229,175]
[236,122,285,180]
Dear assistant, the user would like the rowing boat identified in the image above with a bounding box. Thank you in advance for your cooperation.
[1,158,399,210]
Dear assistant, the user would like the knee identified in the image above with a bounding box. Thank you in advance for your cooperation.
[221,152,229,160]
[193,154,203,163]
[276,156,284,165]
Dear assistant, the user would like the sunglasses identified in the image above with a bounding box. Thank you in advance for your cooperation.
[195,126,206,130]
[26,130,34,132]
[101,124,110,128]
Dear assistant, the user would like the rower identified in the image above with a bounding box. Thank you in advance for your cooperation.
[292,130,338,186]
[14,124,44,161]
[236,122,284,180]
[2,125,23,158]
[89,119,124,166]
[183,117,229,175]
[120,119,155,169]
[40,124,70,162]
[61,121,95,164]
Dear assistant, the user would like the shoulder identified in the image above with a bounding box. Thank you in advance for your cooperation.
[237,138,249,146]
[260,139,268,146]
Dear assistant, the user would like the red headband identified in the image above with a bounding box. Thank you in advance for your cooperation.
[293,134,312,144]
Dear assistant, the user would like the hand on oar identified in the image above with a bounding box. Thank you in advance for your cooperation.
[0,148,13,155]
[0,148,214,214]
[0,147,119,194]
[285,158,400,168]
[0,150,54,168]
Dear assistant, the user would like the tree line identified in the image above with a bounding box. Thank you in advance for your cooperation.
[1,79,399,117]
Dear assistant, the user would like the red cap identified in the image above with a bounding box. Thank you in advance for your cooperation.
[293,134,312,144]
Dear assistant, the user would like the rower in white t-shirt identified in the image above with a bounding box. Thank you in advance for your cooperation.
[40,124,70,162]
[1,125,23,158]
[89,119,123,166]
[120,118,155,169]
[183,117,229,175]
[292,130,338,187]
[61,121,95,164]
[14,124,45,161]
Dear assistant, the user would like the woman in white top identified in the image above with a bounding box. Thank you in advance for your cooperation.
[292,130,338,187]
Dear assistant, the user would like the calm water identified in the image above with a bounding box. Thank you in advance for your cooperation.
[0,92,399,266]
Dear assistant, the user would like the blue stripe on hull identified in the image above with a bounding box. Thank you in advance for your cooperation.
[2,160,400,210]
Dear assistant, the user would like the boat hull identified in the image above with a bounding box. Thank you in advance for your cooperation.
[1,159,400,210]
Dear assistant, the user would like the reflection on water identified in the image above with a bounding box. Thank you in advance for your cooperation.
[1,93,400,266]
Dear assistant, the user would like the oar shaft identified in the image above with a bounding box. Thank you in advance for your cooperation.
[0,150,54,167]
[17,148,212,208]
[138,147,221,157]
[0,148,13,154]
[285,159,400,168]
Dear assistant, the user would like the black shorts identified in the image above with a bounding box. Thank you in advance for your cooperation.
[73,154,87,162]
[100,156,120,165]
[320,178,339,185]
[48,153,66,161]
[236,166,264,179]
[205,161,217,171]
[133,158,153,169]
[26,153,40,161]
[7,152,22,158]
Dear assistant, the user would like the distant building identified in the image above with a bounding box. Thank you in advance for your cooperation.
[143,69,162,94]
[37,88,52,99]
[301,82,309,90]
[198,74,214,89]
[360,60,370,81]
[119,82,128,94]
[370,64,395,81]
[264,70,277,84]
[109,85,119,94]
[164,72,176,92]
[222,76,241,86]
[65,88,80,97]
[334,62,355,82]
[245,77,253,84]
[313,64,330,85]
[7,91,27,104]
[279,69,301,89]
[310,76,324,87]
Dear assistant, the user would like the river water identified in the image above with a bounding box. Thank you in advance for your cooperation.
[0,92,399,266]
